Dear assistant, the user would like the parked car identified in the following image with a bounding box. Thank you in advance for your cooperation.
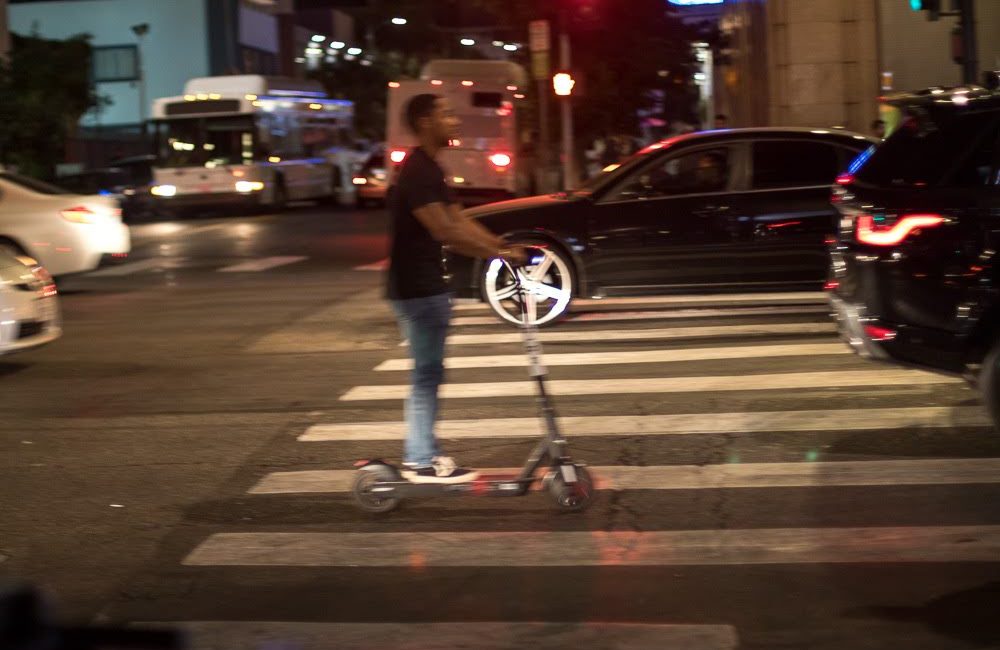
[57,155,155,222]
[829,83,1000,427]
[448,127,877,325]
[0,171,131,276]
[0,248,61,356]
[353,152,388,208]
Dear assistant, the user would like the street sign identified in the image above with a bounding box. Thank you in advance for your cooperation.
[529,20,550,52]
[532,51,550,81]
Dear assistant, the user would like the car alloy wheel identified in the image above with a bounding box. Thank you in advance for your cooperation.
[482,244,573,326]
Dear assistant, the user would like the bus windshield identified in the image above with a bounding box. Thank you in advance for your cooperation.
[153,116,257,168]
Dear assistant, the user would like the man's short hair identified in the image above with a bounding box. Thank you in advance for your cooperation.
[405,94,440,134]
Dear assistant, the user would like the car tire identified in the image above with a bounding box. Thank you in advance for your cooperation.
[480,239,575,327]
[979,339,1000,432]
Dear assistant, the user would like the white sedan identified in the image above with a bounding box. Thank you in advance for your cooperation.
[0,248,61,355]
[0,170,130,276]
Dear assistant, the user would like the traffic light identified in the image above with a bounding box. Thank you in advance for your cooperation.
[553,72,576,97]
[910,0,940,21]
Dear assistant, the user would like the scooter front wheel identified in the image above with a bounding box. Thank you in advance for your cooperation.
[353,465,401,513]
[547,464,595,512]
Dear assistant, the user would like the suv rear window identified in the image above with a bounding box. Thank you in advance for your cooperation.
[854,110,998,187]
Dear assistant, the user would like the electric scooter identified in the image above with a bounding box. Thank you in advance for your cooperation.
[352,256,594,514]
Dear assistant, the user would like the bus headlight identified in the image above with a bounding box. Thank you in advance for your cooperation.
[235,181,265,193]
[151,184,177,197]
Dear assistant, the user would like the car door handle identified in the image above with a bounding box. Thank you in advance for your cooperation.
[693,205,729,217]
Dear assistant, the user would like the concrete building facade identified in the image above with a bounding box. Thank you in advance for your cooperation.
[718,0,1000,133]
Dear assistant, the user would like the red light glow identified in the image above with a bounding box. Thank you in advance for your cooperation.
[856,213,946,246]
[864,324,897,341]
[389,150,407,164]
[488,153,512,168]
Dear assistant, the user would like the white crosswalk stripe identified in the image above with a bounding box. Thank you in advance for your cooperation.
[87,257,187,277]
[453,304,831,326]
[217,256,307,272]
[248,458,1000,494]
[376,342,848,370]
[146,621,739,650]
[443,321,837,345]
[183,526,1000,567]
[340,368,961,401]
[452,291,827,311]
[300,406,989,441]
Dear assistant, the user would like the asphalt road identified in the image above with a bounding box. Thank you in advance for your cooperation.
[2,203,1000,650]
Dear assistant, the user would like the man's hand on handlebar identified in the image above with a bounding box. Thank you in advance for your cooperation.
[499,244,529,266]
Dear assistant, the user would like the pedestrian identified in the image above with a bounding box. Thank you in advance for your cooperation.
[387,93,527,484]
[871,119,886,139]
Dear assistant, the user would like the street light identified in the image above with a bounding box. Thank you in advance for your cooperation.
[347,47,363,56]
[460,38,476,46]
[391,17,407,25]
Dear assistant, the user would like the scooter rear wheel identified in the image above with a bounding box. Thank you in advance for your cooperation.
[547,464,595,512]
[353,466,401,513]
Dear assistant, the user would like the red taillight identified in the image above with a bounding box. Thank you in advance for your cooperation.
[389,150,407,164]
[824,280,840,291]
[836,174,853,185]
[60,206,96,224]
[856,213,946,247]
[488,153,512,168]
[864,324,897,341]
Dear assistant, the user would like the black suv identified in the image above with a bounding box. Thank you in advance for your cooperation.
[830,83,1000,427]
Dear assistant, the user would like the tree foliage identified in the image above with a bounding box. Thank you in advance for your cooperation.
[0,32,105,179]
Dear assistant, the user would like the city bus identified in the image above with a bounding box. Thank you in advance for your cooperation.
[149,75,356,213]
[386,60,530,204]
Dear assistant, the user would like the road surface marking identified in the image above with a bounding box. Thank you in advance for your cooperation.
[142,622,739,650]
[217,256,307,272]
[452,291,827,312]
[443,322,837,345]
[300,406,989,441]
[87,257,187,277]
[249,458,1000,494]
[376,343,848,371]
[452,305,831,326]
[183,525,1000,566]
[339,369,962,401]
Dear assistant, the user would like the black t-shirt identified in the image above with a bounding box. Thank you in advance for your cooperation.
[386,147,453,300]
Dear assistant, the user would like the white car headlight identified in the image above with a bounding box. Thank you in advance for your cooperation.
[151,184,177,197]
[235,181,265,193]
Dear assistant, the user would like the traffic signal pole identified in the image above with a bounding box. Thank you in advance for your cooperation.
[957,0,978,84]
[558,10,576,190]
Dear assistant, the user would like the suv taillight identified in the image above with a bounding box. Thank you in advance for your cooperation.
[856,213,945,246]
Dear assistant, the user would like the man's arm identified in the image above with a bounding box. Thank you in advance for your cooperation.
[413,202,518,260]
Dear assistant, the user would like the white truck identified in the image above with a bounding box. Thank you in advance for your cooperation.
[386,60,530,204]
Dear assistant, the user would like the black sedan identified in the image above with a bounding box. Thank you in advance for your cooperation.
[449,127,876,325]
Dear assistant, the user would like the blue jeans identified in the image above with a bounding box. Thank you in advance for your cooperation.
[391,292,452,467]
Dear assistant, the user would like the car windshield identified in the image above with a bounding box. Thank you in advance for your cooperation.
[153,116,257,168]
[571,146,662,197]
[0,171,71,195]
